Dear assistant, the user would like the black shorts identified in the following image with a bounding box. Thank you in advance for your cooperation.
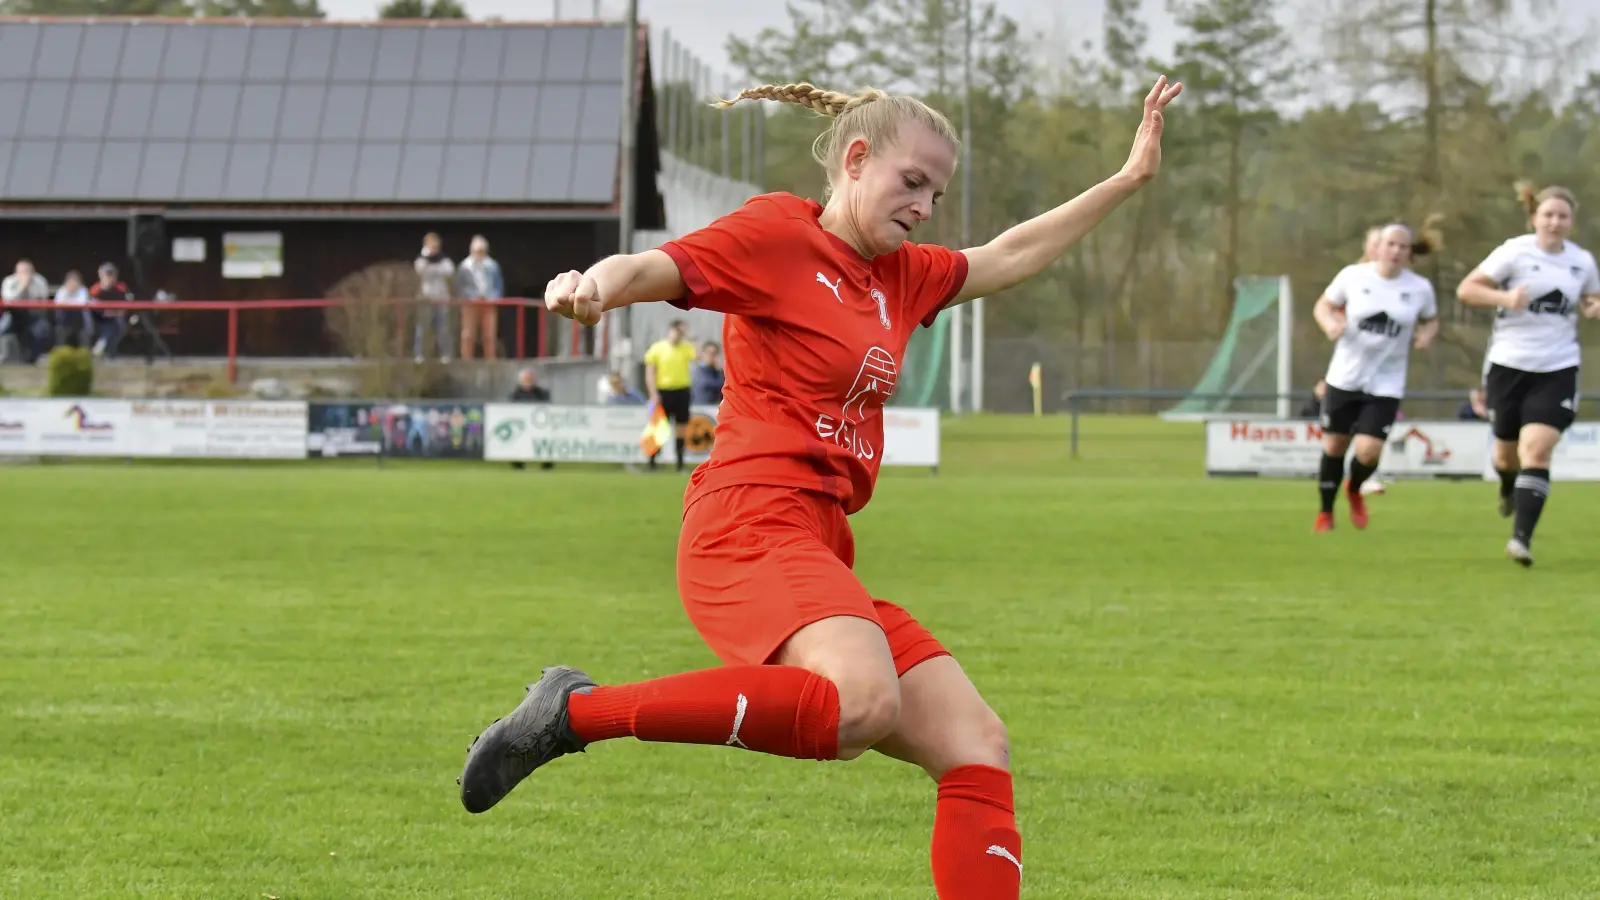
[1484,363,1579,441]
[1321,385,1401,438]
[657,387,692,425]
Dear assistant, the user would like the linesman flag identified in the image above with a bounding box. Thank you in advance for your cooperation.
[640,402,672,456]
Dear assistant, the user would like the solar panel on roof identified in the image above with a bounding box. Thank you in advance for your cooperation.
[93,140,141,198]
[0,19,630,205]
[9,139,55,198]
[354,143,402,198]
[224,143,272,199]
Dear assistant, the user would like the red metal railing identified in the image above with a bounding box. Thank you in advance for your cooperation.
[2,297,565,384]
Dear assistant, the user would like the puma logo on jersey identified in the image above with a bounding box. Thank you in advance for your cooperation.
[985,845,1023,875]
[816,272,843,302]
[726,693,749,749]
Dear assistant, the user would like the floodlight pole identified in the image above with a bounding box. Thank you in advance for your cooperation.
[963,0,984,412]
[617,0,639,378]
[1277,274,1294,418]
[951,0,978,414]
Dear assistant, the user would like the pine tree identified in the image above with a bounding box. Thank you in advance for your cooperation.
[1165,0,1296,327]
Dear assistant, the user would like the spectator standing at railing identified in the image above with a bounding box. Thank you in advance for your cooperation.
[53,269,92,348]
[1457,386,1488,421]
[1,258,52,363]
[691,340,724,405]
[457,235,503,361]
[414,232,455,363]
[88,263,132,359]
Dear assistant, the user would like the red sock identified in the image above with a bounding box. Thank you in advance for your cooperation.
[932,764,1022,899]
[566,665,840,760]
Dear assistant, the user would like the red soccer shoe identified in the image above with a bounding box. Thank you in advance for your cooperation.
[1346,486,1369,529]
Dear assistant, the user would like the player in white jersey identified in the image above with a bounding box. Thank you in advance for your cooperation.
[1456,183,1600,566]
[1354,225,1392,496]
[1310,222,1440,532]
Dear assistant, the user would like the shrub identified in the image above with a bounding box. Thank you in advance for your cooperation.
[46,345,94,396]
[325,261,449,398]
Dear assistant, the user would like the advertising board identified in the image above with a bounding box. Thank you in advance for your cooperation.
[0,398,307,458]
[486,403,941,469]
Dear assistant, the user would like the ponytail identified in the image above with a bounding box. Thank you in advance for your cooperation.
[713,82,959,199]
[1515,180,1578,218]
[1411,213,1445,257]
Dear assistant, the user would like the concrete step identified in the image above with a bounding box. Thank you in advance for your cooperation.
[0,355,605,403]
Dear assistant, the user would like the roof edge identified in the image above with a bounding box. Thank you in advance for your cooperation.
[0,202,622,221]
[0,15,632,29]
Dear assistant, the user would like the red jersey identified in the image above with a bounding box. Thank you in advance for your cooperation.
[660,192,967,515]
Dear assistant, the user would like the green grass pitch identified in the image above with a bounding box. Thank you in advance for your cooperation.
[3,415,1597,899]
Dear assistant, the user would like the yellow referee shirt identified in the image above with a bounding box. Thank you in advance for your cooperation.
[645,339,696,391]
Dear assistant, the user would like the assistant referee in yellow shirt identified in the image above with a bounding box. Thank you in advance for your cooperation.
[644,319,698,471]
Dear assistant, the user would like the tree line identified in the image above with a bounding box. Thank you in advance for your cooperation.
[711,0,1600,397]
[12,0,1597,398]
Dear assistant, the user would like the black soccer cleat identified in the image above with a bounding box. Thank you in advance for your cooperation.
[458,665,597,814]
[1498,493,1515,518]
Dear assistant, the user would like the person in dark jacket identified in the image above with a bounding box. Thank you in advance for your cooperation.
[509,367,552,469]
[1298,378,1326,419]
[691,341,724,405]
[511,367,551,403]
[1457,386,1488,421]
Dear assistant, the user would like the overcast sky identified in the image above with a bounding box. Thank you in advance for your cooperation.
[320,0,1595,105]
[321,0,1185,83]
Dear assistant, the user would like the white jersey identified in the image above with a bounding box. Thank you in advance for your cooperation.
[1476,234,1600,373]
[1321,262,1437,399]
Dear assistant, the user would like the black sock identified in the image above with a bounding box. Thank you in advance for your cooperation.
[648,451,658,468]
[1348,458,1378,494]
[1318,452,1344,514]
[674,437,685,470]
[1512,468,1550,546]
[1497,467,1518,500]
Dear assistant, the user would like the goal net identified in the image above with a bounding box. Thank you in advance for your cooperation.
[892,308,952,409]
[1164,275,1294,419]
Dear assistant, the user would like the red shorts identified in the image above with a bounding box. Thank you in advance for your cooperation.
[676,484,950,677]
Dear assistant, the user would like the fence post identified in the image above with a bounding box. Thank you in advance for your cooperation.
[515,303,526,358]
[227,307,239,385]
[1069,392,1080,459]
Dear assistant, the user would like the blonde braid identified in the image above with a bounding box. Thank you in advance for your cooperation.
[711,82,888,118]
[711,81,957,202]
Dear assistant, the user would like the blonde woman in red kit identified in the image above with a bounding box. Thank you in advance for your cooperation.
[460,75,1184,898]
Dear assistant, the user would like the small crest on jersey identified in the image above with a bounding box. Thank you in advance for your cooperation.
[1400,292,1411,302]
[1573,266,1585,278]
[871,288,891,329]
